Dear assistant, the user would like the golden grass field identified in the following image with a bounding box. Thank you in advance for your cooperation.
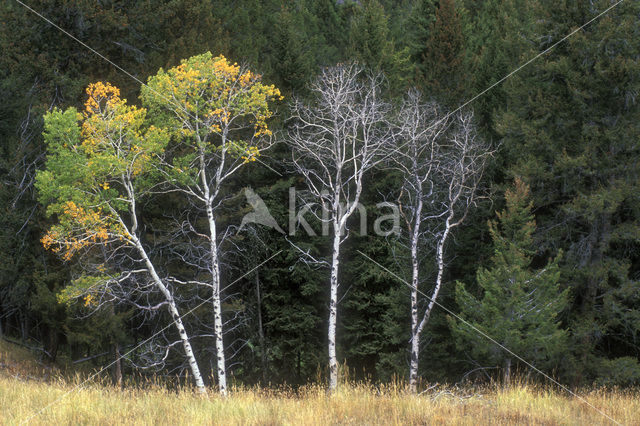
[1,340,639,425]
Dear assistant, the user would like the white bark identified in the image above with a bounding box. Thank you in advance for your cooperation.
[115,174,207,393]
[205,205,227,395]
[408,197,423,393]
[141,60,278,395]
[287,63,390,392]
[328,228,341,390]
[199,144,228,396]
[393,91,490,393]
[129,233,206,393]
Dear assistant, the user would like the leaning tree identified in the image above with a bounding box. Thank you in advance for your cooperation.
[37,82,207,392]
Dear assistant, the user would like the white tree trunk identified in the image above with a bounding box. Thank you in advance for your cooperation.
[423,216,452,324]
[205,206,228,396]
[328,228,341,392]
[408,211,421,394]
[132,236,206,393]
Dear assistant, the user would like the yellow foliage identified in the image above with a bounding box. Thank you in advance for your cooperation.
[83,294,95,307]
[241,146,261,163]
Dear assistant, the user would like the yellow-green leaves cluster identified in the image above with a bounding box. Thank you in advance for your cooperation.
[37,82,168,260]
[141,52,282,164]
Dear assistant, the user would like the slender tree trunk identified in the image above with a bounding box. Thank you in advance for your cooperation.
[255,272,267,383]
[21,309,29,343]
[409,198,423,394]
[132,237,206,393]
[328,228,341,392]
[421,215,453,327]
[109,303,122,387]
[576,214,610,385]
[45,325,58,363]
[205,206,227,396]
[410,215,454,391]
[503,357,512,386]
[198,144,228,396]
[409,239,420,394]
[111,342,123,387]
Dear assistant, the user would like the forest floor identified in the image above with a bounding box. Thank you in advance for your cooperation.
[1,340,639,425]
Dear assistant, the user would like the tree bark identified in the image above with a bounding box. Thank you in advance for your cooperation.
[111,342,123,388]
[409,197,423,394]
[132,236,206,393]
[205,204,228,396]
[503,357,512,386]
[255,272,267,383]
[328,228,341,392]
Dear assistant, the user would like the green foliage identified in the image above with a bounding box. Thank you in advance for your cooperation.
[464,0,533,131]
[452,179,569,375]
[348,0,411,94]
[595,357,640,387]
[37,82,168,260]
[495,0,640,383]
[1,0,639,389]
[141,52,281,172]
[269,6,316,94]
[412,0,467,105]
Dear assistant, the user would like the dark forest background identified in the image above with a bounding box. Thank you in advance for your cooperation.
[1,0,639,387]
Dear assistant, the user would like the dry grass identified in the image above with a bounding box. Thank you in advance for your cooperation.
[2,378,639,425]
[1,340,639,425]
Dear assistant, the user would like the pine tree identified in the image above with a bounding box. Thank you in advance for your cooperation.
[348,0,411,94]
[269,6,315,94]
[407,0,437,72]
[464,0,533,131]
[414,0,467,105]
[495,0,640,384]
[452,179,568,383]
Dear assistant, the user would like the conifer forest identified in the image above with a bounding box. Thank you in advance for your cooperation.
[1,1,640,423]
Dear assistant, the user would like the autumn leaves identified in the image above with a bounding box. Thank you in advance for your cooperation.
[38,53,280,262]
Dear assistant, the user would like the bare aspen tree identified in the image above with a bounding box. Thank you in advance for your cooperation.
[287,63,391,391]
[393,91,490,393]
[37,83,207,392]
[141,53,281,395]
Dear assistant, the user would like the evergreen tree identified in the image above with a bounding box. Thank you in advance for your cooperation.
[269,6,315,95]
[495,0,640,384]
[413,0,467,105]
[311,0,352,63]
[452,179,569,383]
[407,0,437,72]
[463,0,533,132]
[348,0,411,94]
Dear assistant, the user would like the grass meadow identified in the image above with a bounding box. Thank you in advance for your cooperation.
[2,340,639,425]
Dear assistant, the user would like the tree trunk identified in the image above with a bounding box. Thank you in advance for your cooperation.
[409,215,451,392]
[44,325,58,363]
[21,309,29,343]
[206,207,228,396]
[503,357,512,386]
[576,214,609,385]
[255,272,267,383]
[111,342,123,387]
[132,237,206,393]
[423,216,452,323]
[409,200,422,394]
[328,229,341,392]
